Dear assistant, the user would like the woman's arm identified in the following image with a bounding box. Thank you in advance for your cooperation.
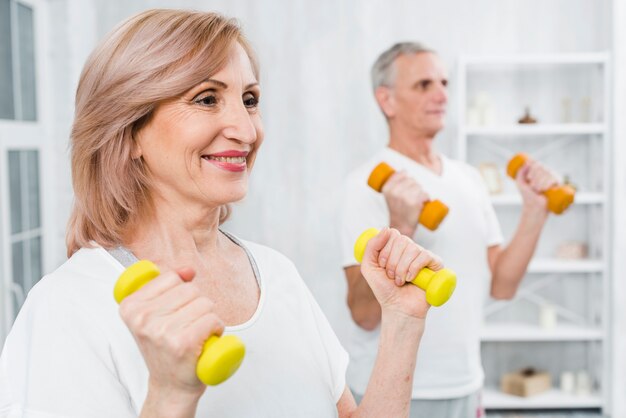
[337,228,436,418]
[119,267,224,417]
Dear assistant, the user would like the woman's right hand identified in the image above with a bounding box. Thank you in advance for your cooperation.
[118,267,223,400]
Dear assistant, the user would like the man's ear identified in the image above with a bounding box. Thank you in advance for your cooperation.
[374,86,395,118]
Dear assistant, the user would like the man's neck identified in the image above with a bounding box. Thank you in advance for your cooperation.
[388,128,441,174]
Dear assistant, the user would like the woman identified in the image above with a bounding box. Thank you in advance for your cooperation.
[0,9,444,418]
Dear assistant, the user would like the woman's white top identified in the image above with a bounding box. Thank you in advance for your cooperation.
[0,235,348,417]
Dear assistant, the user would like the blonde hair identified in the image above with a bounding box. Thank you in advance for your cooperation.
[67,9,258,256]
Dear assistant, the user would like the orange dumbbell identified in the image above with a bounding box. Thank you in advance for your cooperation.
[507,153,575,215]
[367,162,449,230]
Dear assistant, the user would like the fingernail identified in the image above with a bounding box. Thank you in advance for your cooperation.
[396,277,403,286]
[387,270,395,279]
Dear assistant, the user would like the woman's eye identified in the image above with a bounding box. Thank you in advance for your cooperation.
[195,93,217,106]
[243,93,259,108]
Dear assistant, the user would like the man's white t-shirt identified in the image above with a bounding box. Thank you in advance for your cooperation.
[0,235,348,418]
[341,147,503,399]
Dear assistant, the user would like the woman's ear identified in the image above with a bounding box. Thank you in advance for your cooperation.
[130,133,143,159]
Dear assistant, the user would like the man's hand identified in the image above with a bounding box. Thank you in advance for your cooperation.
[381,171,430,237]
[515,159,559,215]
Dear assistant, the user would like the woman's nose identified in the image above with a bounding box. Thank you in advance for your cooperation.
[222,102,258,144]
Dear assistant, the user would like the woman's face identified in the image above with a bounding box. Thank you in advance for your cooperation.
[135,43,263,210]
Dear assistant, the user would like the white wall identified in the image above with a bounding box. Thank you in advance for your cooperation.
[42,0,621,411]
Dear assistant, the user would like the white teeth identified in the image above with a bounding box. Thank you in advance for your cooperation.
[206,156,246,163]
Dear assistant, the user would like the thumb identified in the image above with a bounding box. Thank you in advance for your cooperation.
[176,267,196,282]
[362,227,391,268]
[516,164,532,189]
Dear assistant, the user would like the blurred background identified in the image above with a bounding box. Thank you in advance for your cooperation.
[0,0,624,416]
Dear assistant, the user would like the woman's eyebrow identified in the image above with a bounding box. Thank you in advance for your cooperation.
[203,80,259,90]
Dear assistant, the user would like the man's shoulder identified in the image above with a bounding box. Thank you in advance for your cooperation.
[344,148,390,184]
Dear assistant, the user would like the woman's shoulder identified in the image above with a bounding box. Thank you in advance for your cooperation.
[22,246,123,322]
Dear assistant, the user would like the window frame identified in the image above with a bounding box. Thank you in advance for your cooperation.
[0,0,54,343]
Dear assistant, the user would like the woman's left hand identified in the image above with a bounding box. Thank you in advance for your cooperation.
[359,228,442,320]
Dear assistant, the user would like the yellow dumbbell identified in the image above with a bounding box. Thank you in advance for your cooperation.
[114,260,245,385]
[507,153,575,215]
[367,162,449,230]
[354,228,456,306]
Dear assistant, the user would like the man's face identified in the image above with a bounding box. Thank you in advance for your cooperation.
[386,52,448,137]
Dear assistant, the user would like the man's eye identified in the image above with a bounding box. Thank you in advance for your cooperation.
[441,79,448,87]
[420,80,431,90]
[243,93,259,108]
[195,94,217,106]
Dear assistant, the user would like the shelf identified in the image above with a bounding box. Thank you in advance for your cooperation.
[464,123,606,136]
[480,323,603,342]
[527,259,604,273]
[490,192,604,206]
[483,388,603,410]
[461,52,609,67]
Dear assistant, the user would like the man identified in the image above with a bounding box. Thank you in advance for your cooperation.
[340,42,559,417]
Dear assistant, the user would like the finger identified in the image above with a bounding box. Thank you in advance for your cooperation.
[394,240,421,284]
[150,281,205,316]
[376,229,394,269]
[362,227,392,267]
[165,295,219,333]
[381,171,408,193]
[176,267,196,282]
[161,310,225,361]
[384,231,409,282]
[122,270,183,304]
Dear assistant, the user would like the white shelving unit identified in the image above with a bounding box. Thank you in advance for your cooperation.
[457,53,611,415]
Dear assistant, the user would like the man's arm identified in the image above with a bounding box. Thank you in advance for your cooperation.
[343,171,432,330]
[488,160,557,299]
[344,266,381,330]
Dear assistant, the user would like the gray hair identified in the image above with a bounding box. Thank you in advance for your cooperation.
[371,42,434,91]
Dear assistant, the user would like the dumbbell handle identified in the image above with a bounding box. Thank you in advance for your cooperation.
[507,153,575,215]
[354,228,456,306]
[367,162,449,231]
[114,260,245,386]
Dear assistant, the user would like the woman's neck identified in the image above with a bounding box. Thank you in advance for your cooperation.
[123,199,226,269]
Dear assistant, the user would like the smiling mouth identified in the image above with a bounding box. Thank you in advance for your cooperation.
[202,155,247,164]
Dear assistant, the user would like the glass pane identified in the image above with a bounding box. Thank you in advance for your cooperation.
[17,3,36,121]
[0,0,15,119]
[8,150,22,234]
[11,240,24,318]
[11,240,24,295]
[27,235,41,291]
[25,150,40,229]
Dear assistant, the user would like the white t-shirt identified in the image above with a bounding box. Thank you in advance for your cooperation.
[0,235,348,418]
[340,147,503,399]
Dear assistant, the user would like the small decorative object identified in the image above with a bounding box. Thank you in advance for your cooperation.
[479,163,503,195]
[560,371,575,394]
[501,368,552,397]
[539,304,557,329]
[467,92,497,126]
[579,97,592,123]
[518,107,538,124]
[561,98,573,123]
[563,175,578,191]
[576,371,592,396]
[555,241,588,260]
